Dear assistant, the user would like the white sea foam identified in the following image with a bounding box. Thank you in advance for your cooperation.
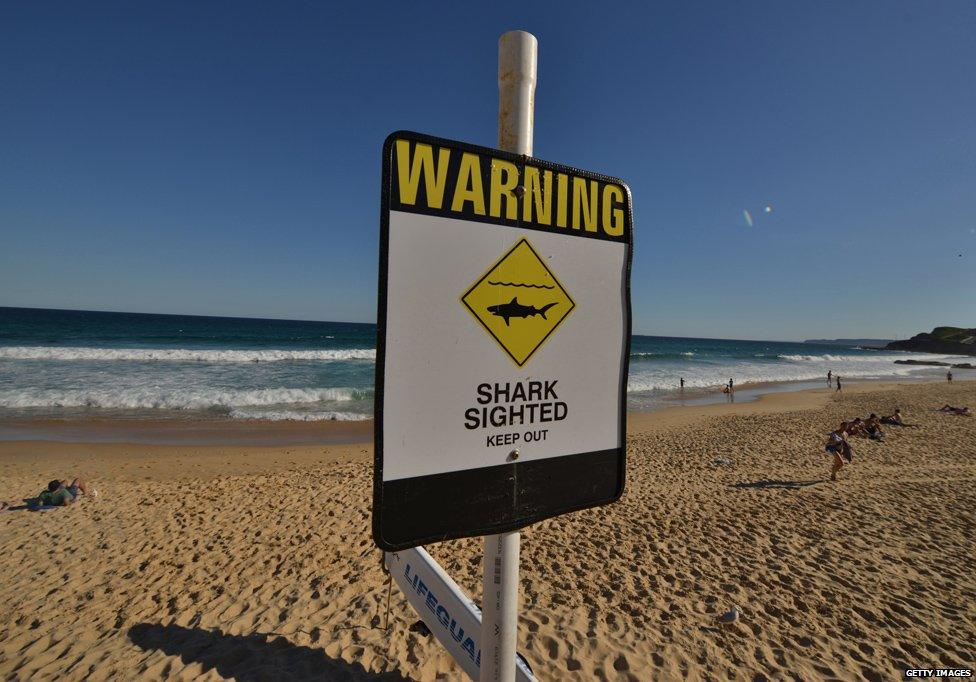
[227,408,370,421]
[1,342,964,419]
[0,386,370,411]
[627,352,968,392]
[777,352,965,364]
[778,353,883,362]
[0,346,375,362]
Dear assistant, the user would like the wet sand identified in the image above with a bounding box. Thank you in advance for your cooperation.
[0,416,372,447]
[1,380,974,680]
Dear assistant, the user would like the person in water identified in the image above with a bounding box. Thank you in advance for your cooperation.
[827,370,832,384]
[947,370,953,383]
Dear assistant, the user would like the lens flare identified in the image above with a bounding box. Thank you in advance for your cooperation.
[742,209,754,227]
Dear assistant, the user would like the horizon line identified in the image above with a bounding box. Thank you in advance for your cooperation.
[0,304,907,345]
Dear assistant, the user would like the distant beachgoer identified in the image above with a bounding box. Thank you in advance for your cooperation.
[947,371,953,383]
[825,423,852,481]
[728,378,734,393]
[939,404,971,416]
[680,377,685,389]
[827,370,832,384]
[836,376,842,391]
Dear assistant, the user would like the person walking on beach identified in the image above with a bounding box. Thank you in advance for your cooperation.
[947,370,953,383]
[728,378,734,394]
[825,423,852,481]
[680,377,685,390]
[836,375,842,391]
[827,370,832,384]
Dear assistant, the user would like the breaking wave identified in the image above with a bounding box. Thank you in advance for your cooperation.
[0,346,376,363]
[778,353,960,363]
[631,351,698,360]
[0,386,371,411]
[227,408,370,421]
[627,352,968,393]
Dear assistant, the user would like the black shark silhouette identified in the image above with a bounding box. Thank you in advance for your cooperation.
[487,297,557,326]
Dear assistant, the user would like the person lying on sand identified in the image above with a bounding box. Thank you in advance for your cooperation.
[846,416,883,439]
[845,418,866,437]
[24,477,93,508]
[1,478,92,511]
[825,423,853,481]
[939,405,971,416]
[863,414,885,441]
[881,409,909,426]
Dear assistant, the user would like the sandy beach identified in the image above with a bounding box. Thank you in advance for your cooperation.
[1,380,974,680]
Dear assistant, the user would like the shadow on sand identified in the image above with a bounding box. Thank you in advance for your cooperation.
[729,479,826,490]
[2,498,52,512]
[128,623,408,681]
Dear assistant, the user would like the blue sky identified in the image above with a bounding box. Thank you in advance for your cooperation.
[1,1,974,341]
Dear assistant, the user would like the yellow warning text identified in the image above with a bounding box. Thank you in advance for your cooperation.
[391,137,629,241]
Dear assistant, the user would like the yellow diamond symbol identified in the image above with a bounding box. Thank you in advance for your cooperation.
[461,238,575,367]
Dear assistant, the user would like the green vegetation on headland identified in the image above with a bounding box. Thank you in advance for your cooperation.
[886,327,976,356]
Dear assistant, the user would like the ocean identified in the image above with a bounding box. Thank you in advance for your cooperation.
[0,307,966,422]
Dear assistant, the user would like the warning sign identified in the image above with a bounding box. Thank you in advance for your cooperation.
[461,238,575,367]
[374,131,633,551]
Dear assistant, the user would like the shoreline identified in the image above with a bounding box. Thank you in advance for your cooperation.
[0,377,967,450]
[0,415,373,446]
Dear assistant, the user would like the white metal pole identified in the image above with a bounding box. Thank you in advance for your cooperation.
[497,30,537,156]
[482,29,537,682]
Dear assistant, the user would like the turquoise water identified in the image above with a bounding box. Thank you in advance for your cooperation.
[0,307,963,421]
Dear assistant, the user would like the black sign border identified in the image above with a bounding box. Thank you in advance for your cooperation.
[374,130,634,551]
